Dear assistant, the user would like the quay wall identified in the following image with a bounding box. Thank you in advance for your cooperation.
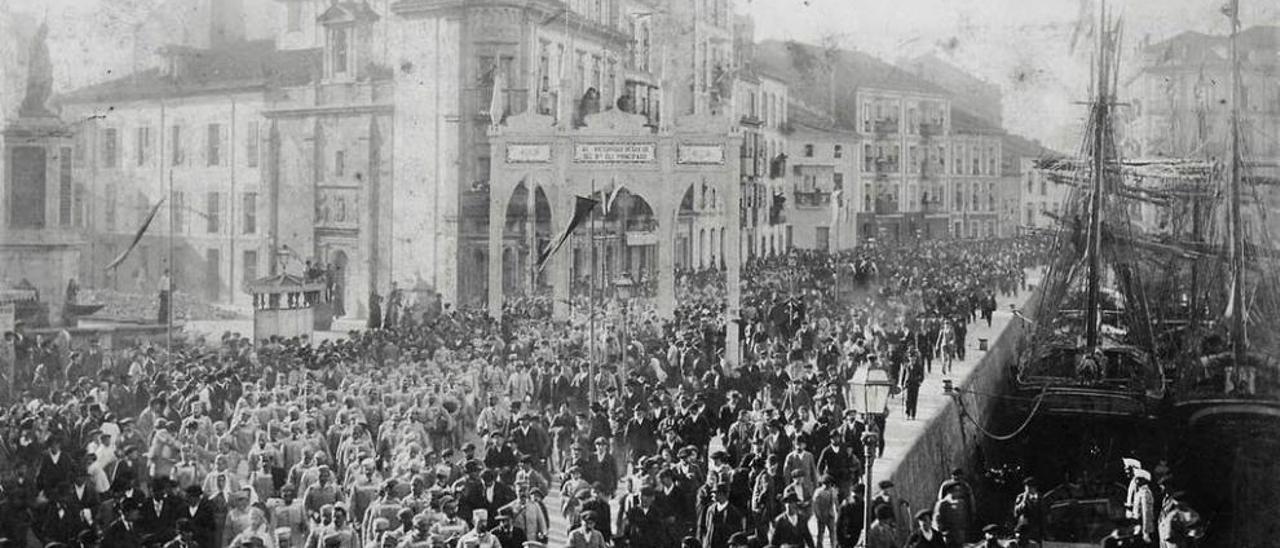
[884,289,1040,521]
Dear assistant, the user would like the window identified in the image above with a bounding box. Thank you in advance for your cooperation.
[171,125,183,166]
[246,122,259,168]
[803,144,814,157]
[103,128,118,168]
[172,191,185,233]
[136,126,151,166]
[864,144,874,171]
[242,192,257,234]
[834,144,843,158]
[833,173,844,190]
[206,123,221,166]
[335,150,345,177]
[205,249,221,301]
[287,2,302,31]
[59,147,72,226]
[1040,178,1047,196]
[332,29,349,74]
[206,191,221,233]
[243,250,258,289]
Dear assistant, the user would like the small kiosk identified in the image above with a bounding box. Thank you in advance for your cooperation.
[248,274,328,341]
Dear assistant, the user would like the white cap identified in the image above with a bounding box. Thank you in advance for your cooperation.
[1122,458,1141,469]
[1133,469,1151,481]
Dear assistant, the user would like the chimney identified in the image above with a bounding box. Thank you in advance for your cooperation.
[210,0,246,47]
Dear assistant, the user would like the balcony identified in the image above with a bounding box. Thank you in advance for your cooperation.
[475,88,529,120]
[794,190,832,208]
[874,159,899,178]
[873,199,899,215]
[873,119,900,137]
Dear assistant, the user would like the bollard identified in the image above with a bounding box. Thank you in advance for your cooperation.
[978,338,989,351]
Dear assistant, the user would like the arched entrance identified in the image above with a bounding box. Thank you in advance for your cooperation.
[568,187,658,297]
[499,180,552,300]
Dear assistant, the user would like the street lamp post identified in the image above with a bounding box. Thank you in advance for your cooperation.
[614,275,635,390]
[847,365,894,544]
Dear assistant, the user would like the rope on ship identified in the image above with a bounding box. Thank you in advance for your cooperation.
[954,385,1050,442]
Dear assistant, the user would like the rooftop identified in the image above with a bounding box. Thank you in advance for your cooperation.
[58,40,322,104]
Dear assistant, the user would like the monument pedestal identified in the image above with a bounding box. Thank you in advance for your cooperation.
[2,117,83,327]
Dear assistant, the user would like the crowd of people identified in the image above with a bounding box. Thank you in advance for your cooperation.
[0,237,1079,548]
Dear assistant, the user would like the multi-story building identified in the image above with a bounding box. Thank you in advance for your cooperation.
[897,54,1004,129]
[1018,157,1070,232]
[785,110,859,251]
[57,0,754,315]
[948,111,1004,239]
[1124,25,1280,240]
[855,87,955,241]
[60,30,295,306]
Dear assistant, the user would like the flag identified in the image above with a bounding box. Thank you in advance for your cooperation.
[489,67,506,126]
[536,195,598,272]
[603,184,623,215]
[107,198,165,270]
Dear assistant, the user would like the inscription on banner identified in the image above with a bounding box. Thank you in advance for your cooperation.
[677,144,725,165]
[506,144,553,163]
[573,143,655,164]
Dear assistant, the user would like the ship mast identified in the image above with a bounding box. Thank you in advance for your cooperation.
[1084,0,1109,349]
[1226,0,1246,363]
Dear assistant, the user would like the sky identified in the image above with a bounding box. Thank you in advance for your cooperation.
[3,0,1278,150]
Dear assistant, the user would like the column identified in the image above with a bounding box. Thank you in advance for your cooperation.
[487,181,506,319]
[551,181,573,321]
[657,217,675,319]
[724,140,743,370]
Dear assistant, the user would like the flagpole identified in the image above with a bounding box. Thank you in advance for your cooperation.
[589,178,598,403]
[167,169,174,358]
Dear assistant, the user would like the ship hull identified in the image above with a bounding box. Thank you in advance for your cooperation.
[1171,399,1280,547]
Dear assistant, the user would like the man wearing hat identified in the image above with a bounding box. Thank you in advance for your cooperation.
[1130,470,1156,545]
[699,483,746,548]
[490,508,526,548]
[620,486,666,548]
[1013,477,1046,542]
[587,437,619,498]
[834,483,866,548]
[1121,458,1143,520]
[457,510,499,548]
[568,510,607,548]
[768,491,815,548]
[975,524,1005,548]
[904,509,945,548]
[428,495,468,547]
[102,498,144,548]
[866,504,902,548]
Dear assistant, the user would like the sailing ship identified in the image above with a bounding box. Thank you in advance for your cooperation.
[1165,1,1280,544]
[1012,4,1165,420]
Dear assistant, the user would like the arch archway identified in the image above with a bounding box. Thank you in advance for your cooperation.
[568,186,659,296]
[499,180,553,301]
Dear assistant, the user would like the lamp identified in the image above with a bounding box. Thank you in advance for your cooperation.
[848,365,893,542]
[613,275,635,300]
[847,366,893,416]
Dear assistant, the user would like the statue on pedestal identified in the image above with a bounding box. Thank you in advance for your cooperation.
[19,23,56,119]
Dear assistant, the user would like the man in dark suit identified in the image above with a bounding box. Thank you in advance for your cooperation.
[479,470,517,522]
[490,509,526,548]
[138,478,181,544]
[835,486,867,548]
[588,437,619,497]
[102,498,144,548]
[621,487,668,548]
[36,493,91,546]
[36,436,76,497]
[177,486,217,548]
[769,492,815,548]
[580,485,613,542]
[699,484,746,548]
